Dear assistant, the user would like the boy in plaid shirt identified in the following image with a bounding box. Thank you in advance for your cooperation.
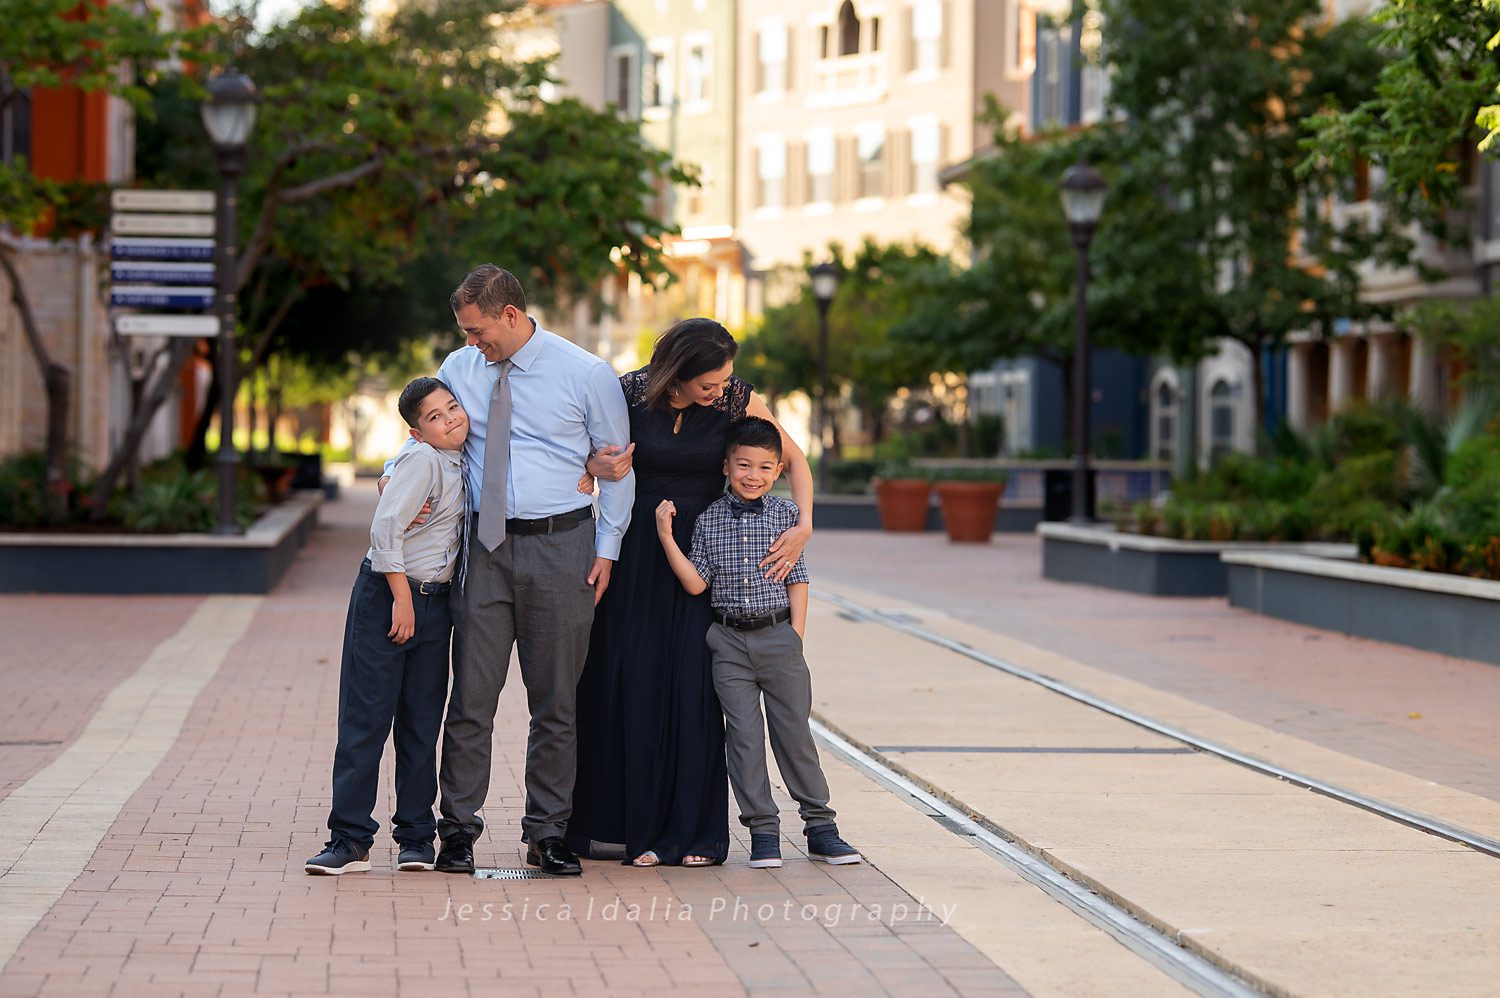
[656,417,861,869]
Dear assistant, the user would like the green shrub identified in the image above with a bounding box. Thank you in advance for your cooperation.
[0,453,94,528]
[823,458,880,494]
[1326,402,1405,462]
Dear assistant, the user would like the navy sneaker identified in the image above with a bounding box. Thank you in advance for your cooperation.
[805,824,861,866]
[396,841,436,872]
[305,840,371,876]
[749,833,782,869]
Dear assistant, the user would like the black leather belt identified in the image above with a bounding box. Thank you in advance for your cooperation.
[412,579,450,596]
[713,607,792,631]
[503,505,593,535]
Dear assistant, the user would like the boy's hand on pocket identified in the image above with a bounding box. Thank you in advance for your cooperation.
[389,597,415,645]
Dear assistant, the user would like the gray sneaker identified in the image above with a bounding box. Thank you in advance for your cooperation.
[806,824,861,866]
[397,841,436,871]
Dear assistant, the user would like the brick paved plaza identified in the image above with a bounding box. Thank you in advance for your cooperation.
[3,485,1500,996]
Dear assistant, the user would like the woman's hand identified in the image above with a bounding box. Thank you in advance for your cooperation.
[587,443,635,482]
[761,520,811,582]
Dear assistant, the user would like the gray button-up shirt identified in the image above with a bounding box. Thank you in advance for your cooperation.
[689,493,808,612]
[367,441,466,584]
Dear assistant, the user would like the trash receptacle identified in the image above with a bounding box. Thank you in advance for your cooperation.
[1042,467,1097,521]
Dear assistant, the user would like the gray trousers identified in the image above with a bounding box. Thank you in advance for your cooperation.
[439,518,596,844]
[705,619,836,835]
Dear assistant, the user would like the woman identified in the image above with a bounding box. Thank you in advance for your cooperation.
[566,318,813,867]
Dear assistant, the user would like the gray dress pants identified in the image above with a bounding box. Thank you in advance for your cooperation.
[439,518,596,844]
[705,619,837,835]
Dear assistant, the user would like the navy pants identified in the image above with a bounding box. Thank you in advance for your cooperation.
[327,561,452,851]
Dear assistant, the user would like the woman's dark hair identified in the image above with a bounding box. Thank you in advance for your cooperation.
[644,318,738,409]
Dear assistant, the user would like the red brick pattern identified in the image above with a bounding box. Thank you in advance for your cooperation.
[0,493,1021,996]
[0,596,200,801]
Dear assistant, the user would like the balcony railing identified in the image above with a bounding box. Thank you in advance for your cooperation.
[810,52,886,102]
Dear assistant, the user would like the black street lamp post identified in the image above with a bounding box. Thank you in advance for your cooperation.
[809,261,841,494]
[201,69,259,535]
[1059,160,1107,524]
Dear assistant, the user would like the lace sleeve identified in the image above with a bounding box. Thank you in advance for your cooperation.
[717,376,754,422]
[620,368,648,408]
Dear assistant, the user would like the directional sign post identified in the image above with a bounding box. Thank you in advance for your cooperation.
[108,190,219,340]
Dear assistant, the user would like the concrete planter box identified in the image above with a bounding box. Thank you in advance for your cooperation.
[1225,551,1500,665]
[813,493,1042,534]
[0,492,322,594]
[1040,523,1355,597]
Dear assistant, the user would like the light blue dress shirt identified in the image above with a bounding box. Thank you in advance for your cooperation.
[386,322,634,560]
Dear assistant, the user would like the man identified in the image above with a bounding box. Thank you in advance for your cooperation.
[383,264,634,875]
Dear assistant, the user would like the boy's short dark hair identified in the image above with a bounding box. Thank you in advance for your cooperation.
[727,416,782,460]
[398,377,448,428]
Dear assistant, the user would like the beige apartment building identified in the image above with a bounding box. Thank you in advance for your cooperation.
[734,0,1032,299]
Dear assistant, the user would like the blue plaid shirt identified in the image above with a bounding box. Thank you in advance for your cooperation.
[689,493,809,612]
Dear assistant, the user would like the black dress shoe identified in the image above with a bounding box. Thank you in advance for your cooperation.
[435,833,475,874]
[525,836,582,876]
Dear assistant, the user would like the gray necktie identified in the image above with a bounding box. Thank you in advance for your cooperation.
[477,360,513,550]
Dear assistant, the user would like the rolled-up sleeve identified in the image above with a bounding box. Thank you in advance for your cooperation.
[584,361,635,561]
[688,517,716,587]
[369,451,440,574]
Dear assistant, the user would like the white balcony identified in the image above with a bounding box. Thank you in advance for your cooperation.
[806,52,887,109]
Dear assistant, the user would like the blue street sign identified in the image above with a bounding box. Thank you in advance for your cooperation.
[110,285,215,309]
[110,262,215,285]
[111,237,216,262]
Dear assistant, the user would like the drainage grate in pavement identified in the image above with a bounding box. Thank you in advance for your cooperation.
[473,868,557,880]
[875,745,1197,755]
[0,740,64,747]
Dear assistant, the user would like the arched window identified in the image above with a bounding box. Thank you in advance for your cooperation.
[1209,379,1236,460]
[838,1,861,56]
[1153,379,1178,464]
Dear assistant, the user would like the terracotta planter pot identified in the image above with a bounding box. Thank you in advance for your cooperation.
[935,481,1005,543]
[872,478,932,532]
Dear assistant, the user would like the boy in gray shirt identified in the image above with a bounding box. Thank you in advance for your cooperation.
[306,377,469,875]
[655,417,861,870]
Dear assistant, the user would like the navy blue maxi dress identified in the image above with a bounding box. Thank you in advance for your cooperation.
[565,369,751,865]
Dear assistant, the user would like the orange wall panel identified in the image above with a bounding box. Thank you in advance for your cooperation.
[31,86,110,183]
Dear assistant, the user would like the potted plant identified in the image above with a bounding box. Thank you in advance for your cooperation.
[933,467,1008,543]
[871,461,932,532]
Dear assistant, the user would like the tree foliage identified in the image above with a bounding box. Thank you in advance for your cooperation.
[98,0,693,504]
[739,240,943,445]
[1305,0,1500,218]
[1099,0,1404,429]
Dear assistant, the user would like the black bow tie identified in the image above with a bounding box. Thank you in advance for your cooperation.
[727,494,765,517]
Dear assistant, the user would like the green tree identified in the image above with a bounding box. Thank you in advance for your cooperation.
[95,0,692,509]
[1,0,198,518]
[738,240,942,453]
[1306,0,1500,219]
[1100,0,1404,432]
[894,101,1219,443]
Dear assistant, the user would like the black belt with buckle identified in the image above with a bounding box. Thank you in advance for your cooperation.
[502,505,594,536]
[713,607,792,631]
[413,579,450,596]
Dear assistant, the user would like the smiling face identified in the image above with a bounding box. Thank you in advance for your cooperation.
[409,387,470,451]
[672,361,734,408]
[455,302,528,364]
[724,443,784,502]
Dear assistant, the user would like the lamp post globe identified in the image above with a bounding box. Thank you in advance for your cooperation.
[201,69,259,535]
[1058,159,1106,524]
[808,261,842,494]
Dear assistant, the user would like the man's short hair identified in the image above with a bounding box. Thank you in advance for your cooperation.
[398,376,448,428]
[449,264,527,319]
[726,417,782,460]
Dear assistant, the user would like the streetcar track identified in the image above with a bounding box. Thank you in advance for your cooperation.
[813,587,1500,859]
[809,717,1267,998]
